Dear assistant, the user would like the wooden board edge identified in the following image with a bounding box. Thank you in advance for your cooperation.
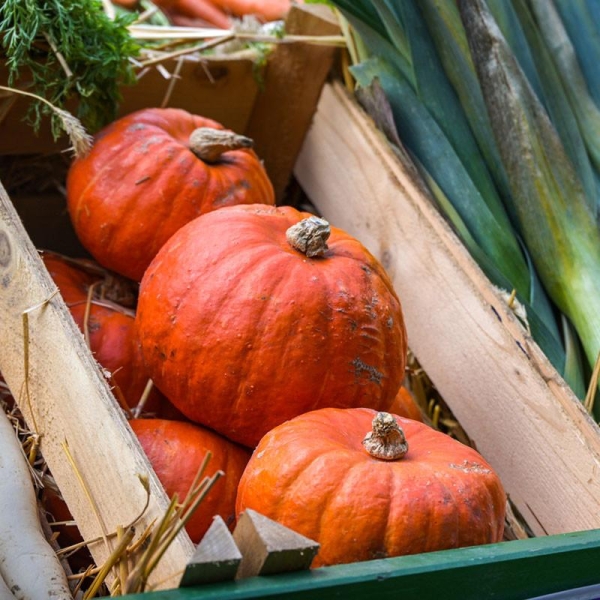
[294,81,600,536]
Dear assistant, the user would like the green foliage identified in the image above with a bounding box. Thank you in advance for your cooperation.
[0,0,141,138]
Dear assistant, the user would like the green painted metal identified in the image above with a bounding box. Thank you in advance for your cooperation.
[121,528,600,600]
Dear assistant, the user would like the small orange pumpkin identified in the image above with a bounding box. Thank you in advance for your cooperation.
[130,418,251,542]
[66,108,275,281]
[236,407,506,567]
[41,252,151,411]
[389,386,424,422]
[135,205,408,447]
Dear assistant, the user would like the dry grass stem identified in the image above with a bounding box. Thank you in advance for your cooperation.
[131,379,155,419]
[584,351,600,413]
[20,291,59,438]
[83,526,136,600]
[62,440,111,552]
[0,86,92,157]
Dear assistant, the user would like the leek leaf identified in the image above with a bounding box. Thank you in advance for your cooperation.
[459,0,600,378]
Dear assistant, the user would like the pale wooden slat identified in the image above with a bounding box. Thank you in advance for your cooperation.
[179,516,242,587]
[233,510,319,580]
[294,81,600,537]
[245,4,340,202]
[0,180,194,589]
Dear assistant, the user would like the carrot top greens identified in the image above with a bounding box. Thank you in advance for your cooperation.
[0,0,140,138]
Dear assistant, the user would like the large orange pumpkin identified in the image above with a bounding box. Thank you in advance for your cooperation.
[135,204,407,447]
[236,407,506,567]
[130,418,251,542]
[66,108,275,281]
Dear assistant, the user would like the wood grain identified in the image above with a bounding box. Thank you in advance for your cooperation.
[245,4,340,202]
[0,180,194,589]
[294,81,600,537]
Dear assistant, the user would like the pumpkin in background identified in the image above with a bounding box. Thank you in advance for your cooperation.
[130,418,251,542]
[66,107,275,282]
[389,386,424,422]
[41,251,166,416]
[236,407,506,567]
[135,204,407,448]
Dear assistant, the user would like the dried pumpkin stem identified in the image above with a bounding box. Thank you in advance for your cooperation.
[286,216,331,258]
[188,127,253,163]
[363,412,408,460]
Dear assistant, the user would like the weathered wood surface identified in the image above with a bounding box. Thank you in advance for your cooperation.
[0,180,195,589]
[294,81,600,537]
[179,517,242,587]
[245,4,341,202]
[122,529,600,600]
[0,56,261,156]
[232,509,319,580]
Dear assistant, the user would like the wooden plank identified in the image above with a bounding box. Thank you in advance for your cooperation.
[293,82,600,537]
[244,4,340,202]
[232,510,319,580]
[0,180,195,589]
[0,55,261,156]
[119,529,600,600]
[179,516,242,587]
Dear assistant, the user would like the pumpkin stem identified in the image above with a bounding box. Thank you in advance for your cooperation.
[286,216,331,258]
[188,127,254,163]
[362,412,408,461]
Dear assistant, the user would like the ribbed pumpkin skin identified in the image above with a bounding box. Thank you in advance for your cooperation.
[236,407,506,567]
[66,107,275,281]
[130,418,251,542]
[135,204,407,448]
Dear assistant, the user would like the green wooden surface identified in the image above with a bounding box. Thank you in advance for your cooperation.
[122,529,600,600]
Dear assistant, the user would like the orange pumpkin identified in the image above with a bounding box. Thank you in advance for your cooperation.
[135,205,407,447]
[389,386,424,422]
[66,108,275,281]
[236,407,506,567]
[130,418,251,542]
[41,251,171,416]
[42,252,145,408]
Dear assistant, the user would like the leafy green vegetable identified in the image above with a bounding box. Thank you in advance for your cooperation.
[459,0,600,412]
[0,0,140,138]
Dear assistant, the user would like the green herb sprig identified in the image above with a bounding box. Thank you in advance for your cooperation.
[0,0,140,139]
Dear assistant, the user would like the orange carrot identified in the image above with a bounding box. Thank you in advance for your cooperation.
[209,0,300,22]
[112,0,140,8]
[155,0,233,28]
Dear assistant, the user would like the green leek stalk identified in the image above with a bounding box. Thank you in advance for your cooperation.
[459,0,600,412]
[529,0,600,187]
[333,0,567,379]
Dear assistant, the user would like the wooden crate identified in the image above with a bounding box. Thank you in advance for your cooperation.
[3,12,600,598]
[294,82,600,538]
[0,5,338,593]
[0,3,339,202]
[113,77,600,600]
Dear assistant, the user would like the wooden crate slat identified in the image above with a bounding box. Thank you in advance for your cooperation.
[293,81,600,536]
[180,516,242,587]
[120,529,600,600]
[0,180,195,589]
[232,509,319,580]
[244,4,340,202]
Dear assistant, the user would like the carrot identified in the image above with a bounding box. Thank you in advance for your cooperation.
[153,0,232,28]
[0,410,72,599]
[209,0,300,21]
[111,0,140,8]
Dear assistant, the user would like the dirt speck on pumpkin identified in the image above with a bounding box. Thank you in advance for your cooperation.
[449,460,491,474]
